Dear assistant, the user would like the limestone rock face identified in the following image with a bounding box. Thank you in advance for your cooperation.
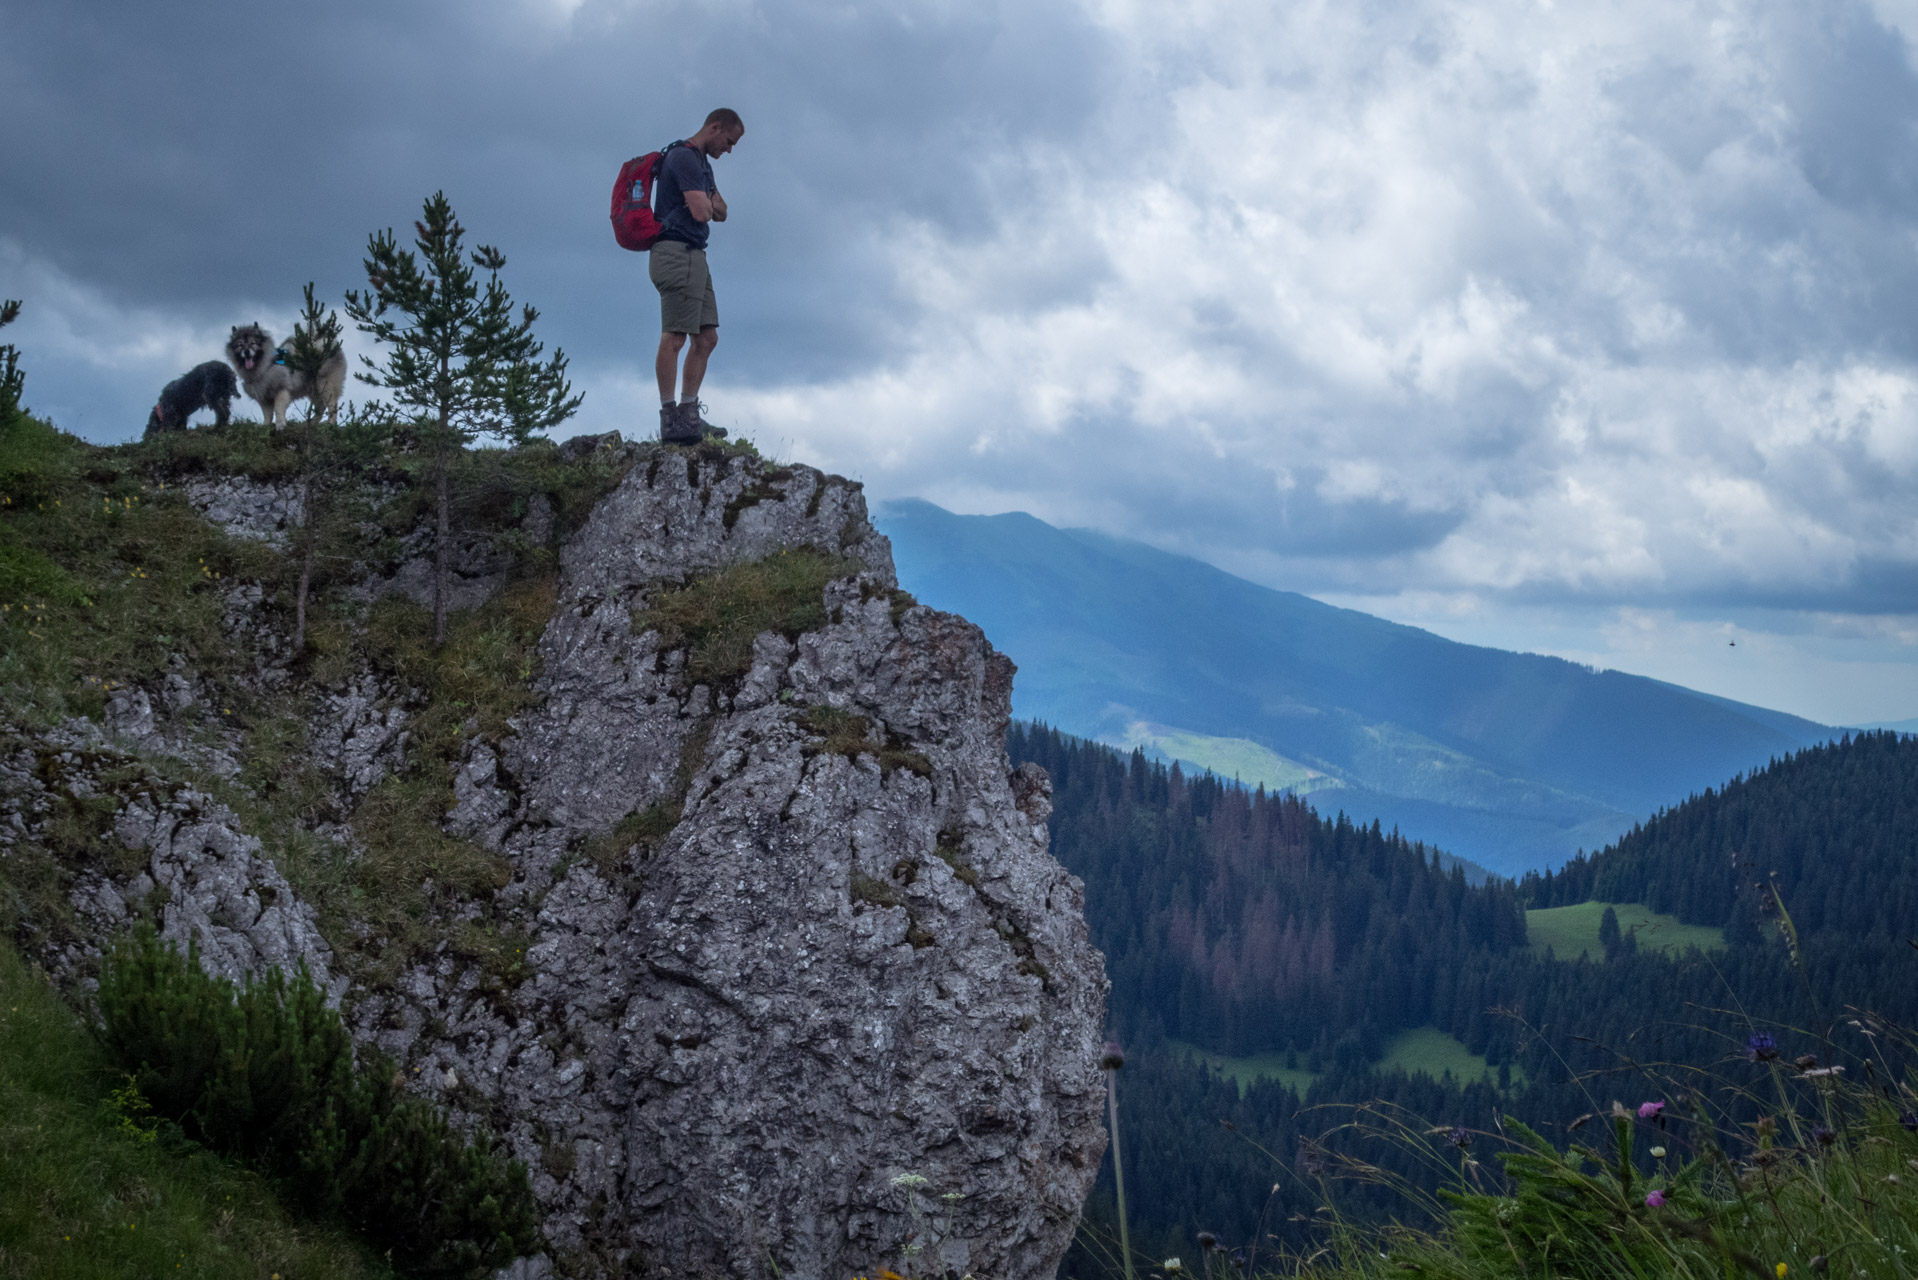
[0,725,336,993]
[382,450,1109,1279]
[5,442,1109,1280]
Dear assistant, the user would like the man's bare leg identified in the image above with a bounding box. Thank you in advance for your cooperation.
[679,326,720,402]
[655,331,689,403]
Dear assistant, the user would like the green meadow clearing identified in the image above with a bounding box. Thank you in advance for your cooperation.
[1525,900,1725,960]
[1171,1026,1522,1093]
[1118,723,1340,796]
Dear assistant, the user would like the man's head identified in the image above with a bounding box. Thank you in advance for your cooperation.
[691,107,745,158]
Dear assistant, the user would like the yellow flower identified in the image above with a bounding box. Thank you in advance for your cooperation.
[1777,1265,1788,1278]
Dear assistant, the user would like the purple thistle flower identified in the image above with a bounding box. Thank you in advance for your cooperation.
[1746,1032,1779,1062]
[1812,1125,1835,1147]
[1100,1042,1125,1071]
[1448,1126,1472,1149]
[1899,1112,1917,1133]
[1644,1189,1666,1208]
[1638,1101,1665,1120]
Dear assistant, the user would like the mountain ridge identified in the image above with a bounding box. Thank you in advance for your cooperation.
[877,498,1833,874]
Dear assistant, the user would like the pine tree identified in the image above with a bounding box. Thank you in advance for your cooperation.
[1597,904,1621,960]
[0,299,23,421]
[97,926,541,1275]
[345,192,581,644]
[282,283,347,652]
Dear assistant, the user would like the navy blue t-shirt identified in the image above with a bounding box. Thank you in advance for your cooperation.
[653,143,716,250]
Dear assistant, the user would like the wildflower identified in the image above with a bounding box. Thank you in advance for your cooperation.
[1637,1101,1665,1119]
[1650,1146,1667,1158]
[1776,1265,1788,1279]
[1163,1260,1184,1275]
[1100,1042,1125,1071]
[1447,1126,1472,1149]
[1812,1125,1835,1147]
[1810,1257,1828,1274]
[1197,1232,1217,1251]
[1644,1189,1666,1208]
[1899,1111,1917,1132]
[889,1172,928,1191]
[1747,1033,1780,1062]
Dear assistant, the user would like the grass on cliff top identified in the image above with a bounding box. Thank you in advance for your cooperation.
[0,413,289,727]
[288,579,557,990]
[632,545,864,686]
[0,407,601,988]
[0,939,397,1280]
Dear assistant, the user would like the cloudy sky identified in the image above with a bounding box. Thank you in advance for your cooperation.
[5,0,1917,727]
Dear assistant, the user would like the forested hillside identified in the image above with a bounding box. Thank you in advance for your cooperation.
[1013,726,1918,1272]
[1020,725,1530,1061]
[1525,728,1918,944]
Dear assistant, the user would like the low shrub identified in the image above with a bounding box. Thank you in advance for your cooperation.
[96,926,541,1278]
[0,938,396,1279]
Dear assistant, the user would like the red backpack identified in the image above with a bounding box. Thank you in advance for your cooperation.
[610,143,680,251]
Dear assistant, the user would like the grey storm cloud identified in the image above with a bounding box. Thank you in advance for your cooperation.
[0,0,1115,378]
[3,0,1917,677]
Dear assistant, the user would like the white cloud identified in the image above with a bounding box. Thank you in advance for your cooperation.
[4,0,1916,720]
[717,0,1918,617]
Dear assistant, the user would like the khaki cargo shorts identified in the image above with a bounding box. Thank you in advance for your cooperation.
[649,240,719,334]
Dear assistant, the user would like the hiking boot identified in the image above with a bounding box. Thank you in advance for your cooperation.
[660,403,700,445]
[677,399,727,438]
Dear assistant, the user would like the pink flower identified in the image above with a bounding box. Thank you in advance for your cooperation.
[1638,1101,1665,1119]
[1645,1190,1666,1208]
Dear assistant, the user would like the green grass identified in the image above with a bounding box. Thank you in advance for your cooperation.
[1526,900,1726,960]
[0,411,607,986]
[0,940,396,1280]
[631,546,864,687]
[1167,1039,1321,1095]
[1168,1028,1525,1094]
[1118,722,1340,795]
[0,414,290,730]
[1377,1026,1525,1089]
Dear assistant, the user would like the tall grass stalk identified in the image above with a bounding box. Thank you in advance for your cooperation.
[1104,1042,1136,1280]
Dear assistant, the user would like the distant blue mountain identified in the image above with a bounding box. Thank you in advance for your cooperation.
[875,499,1835,876]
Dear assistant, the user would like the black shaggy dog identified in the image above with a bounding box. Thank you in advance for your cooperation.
[145,361,239,435]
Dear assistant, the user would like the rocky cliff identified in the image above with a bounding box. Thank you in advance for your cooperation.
[0,431,1108,1279]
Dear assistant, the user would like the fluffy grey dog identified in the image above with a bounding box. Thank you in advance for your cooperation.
[145,361,238,435]
[225,323,345,427]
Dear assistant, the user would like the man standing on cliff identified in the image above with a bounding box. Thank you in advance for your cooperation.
[652,108,744,443]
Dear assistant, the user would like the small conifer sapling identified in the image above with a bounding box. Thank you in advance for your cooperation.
[346,192,581,643]
[0,298,24,421]
[282,282,345,652]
